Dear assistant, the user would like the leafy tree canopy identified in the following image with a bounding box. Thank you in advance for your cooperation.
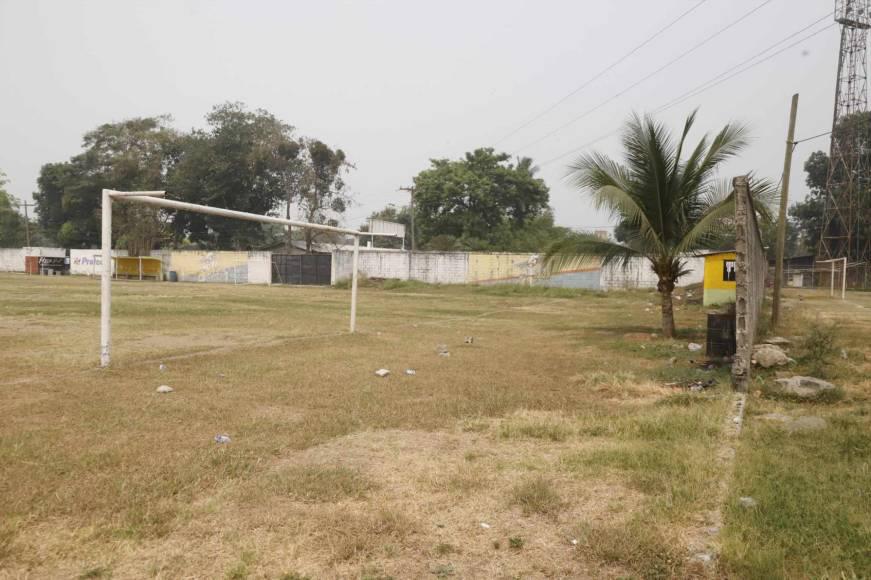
[0,171,28,247]
[411,149,551,250]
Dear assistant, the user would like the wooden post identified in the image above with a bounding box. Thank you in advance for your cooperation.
[772,93,799,327]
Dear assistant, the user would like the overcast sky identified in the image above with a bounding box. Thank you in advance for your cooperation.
[0,0,840,231]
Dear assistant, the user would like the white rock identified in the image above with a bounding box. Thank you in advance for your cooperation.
[753,344,790,368]
[156,385,174,394]
[738,496,757,508]
[688,343,702,352]
[375,369,391,377]
[479,522,491,529]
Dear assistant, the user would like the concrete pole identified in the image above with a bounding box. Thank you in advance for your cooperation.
[831,263,835,297]
[772,93,798,327]
[100,189,112,367]
[350,234,360,333]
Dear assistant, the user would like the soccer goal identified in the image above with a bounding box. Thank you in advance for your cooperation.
[816,257,847,300]
[99,189,396,367]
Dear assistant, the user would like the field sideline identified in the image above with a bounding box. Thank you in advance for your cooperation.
[0,274,868,579]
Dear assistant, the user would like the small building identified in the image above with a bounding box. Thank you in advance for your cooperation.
[703,251,737,306]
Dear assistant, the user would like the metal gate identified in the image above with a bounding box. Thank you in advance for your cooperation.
[271,254,331,285]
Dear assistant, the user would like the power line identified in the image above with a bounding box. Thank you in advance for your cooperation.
[537,19,835,168]
[651,21,834,113]
[511,0,776,155]
[492,0,708,147]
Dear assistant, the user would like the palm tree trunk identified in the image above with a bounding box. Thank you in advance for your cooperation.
[660,288,676,338]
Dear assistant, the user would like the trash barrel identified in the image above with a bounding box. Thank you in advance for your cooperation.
[168,271,178,282]
[706,312,736,358]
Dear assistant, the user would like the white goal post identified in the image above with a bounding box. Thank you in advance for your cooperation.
[816,257,847,300]
[100,189,397,367]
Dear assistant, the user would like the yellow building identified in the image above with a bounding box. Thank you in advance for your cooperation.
[702,251,737,306]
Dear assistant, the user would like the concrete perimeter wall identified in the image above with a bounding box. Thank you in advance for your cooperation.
[332,250,602,288]
[0,247,66,272]
[166,251,271,284]
[70,249,129,276]
[600,257,705,291]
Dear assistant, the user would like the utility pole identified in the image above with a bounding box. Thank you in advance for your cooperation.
[772,93,799,328]
[21,200,34,247]
[399,185,416,251]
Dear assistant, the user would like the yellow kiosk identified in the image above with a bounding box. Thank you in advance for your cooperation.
[702,251,737,306]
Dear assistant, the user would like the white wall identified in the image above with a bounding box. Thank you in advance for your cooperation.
[0,247,67,272]
[0,248,24,272]
[600,256,704,291]
[247,252,272,284]
[332,250,469,284]
[69,249,129,276]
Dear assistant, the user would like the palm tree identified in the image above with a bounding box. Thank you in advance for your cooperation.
[544,111,757,338]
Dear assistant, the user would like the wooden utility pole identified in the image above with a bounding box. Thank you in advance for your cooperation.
[399,185,416,251]
[772,93,799,327]
[21,200,34,247]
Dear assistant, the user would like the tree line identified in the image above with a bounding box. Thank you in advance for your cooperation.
[30,102,349,254]
[2,105,859,259]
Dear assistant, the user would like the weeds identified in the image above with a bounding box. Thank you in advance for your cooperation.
[510,476,564,516]
[800,320,839,377]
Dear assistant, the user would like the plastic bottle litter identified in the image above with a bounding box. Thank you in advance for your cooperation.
[688,343,703,352]
[159,363,167,372]
[405,369,416,376]
[479,522,491,529]
[214,434,231,444]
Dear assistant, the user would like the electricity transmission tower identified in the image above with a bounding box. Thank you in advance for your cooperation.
[820,0,871,282]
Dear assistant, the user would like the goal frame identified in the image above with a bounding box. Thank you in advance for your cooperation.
[816,257,847,300]
[100,189,394,367]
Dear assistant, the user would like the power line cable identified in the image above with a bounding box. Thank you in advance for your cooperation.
[492,0,708,147]
[511,0,776,155]
[537,20,835,168]
[652,21,834,113]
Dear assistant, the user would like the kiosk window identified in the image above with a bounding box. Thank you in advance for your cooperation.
[723,260,736,281]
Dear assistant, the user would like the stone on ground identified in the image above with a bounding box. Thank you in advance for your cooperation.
[156,385,174,394]
[786,416,827,433]
[773,376,837,400]
[752,344,790,368]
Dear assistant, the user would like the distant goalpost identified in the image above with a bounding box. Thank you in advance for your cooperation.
[99,189,396,367]
[816,258,847,300]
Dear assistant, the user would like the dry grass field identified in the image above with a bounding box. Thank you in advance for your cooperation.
[0,274,868,579]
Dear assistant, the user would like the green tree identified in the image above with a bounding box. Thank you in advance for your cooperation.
[295,139,351,253]
[32,117,180,253]
[169,102,301,250]
[0,172,28,247]
[544,111,759,338]
[411,149,550,250]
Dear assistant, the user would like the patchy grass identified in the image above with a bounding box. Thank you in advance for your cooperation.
[268,465,374,502]
[509,476,564,516]
[576,517,684,580]
[1,276,867,577]
[720,290,871,579]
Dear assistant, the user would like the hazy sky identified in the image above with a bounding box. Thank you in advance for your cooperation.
[0,0,841,231]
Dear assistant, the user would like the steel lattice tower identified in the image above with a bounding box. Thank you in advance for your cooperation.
[820,0,871,269]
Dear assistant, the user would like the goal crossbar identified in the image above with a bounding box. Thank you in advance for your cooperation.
[99,189,391,367]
